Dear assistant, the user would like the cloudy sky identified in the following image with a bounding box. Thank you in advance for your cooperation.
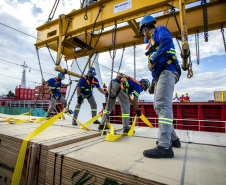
[0,0,225,102]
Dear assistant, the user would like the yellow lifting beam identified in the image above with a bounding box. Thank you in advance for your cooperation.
[35,0,226,76]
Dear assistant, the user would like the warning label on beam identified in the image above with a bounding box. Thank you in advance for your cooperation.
[114,0,132,14]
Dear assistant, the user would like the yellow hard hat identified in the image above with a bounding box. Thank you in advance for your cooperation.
[185,93,188,95]
[175,93,178,95]
[182,94,184,96]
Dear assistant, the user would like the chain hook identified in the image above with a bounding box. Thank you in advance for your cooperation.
[84,5,88,20]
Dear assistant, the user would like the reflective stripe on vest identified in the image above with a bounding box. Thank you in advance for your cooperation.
[117,75,140,95]
[148,36,176,61]
[81,76,98,91]
[48,78,62,95]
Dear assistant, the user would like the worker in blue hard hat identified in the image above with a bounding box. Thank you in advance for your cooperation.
[42,72,72,117]
[98,74,150,133]
[72,67,107,125]
[139,15,181,158]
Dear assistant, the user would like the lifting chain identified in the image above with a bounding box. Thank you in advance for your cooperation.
[187,56,193,79]
[68,25,104,105]
[171,6,181,36]
[201,0,208,42]
[48,0,60,22]
[117,46,125,75]
[109,22,117,59]
[133,44,136,80]
[84,5,88,20]
[195,32,200,65]
[221,27,226,53]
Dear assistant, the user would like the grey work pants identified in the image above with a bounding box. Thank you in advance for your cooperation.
[47,95,67,114]
[100,81,130,130]
[154,70,179,148]
[73,93,97,120]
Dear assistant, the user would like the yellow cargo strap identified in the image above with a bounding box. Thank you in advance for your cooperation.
[6,112,32,124]
[79,114,102,129]
[0,112,30,122]
[67,113,89,130]
[11,111,66,185]
[106,116,137,141]
[106,114,153,142]
[34,117,50,123]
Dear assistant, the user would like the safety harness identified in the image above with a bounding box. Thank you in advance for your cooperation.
[145,37,181,77]
[48,78,62,100]
[115,75,140,97]
[80,76,98,97]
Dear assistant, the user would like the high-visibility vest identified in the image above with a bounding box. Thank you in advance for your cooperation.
[48,78,62,96]
[81,75,98,92]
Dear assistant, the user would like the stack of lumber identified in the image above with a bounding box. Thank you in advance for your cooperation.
[0,120,100,185]
[45,131,226,185]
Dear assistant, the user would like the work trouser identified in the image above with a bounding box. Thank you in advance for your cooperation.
[73,93,97,121]
[154,70,179,148]
[100,80,130,130]
[47,95,67,114]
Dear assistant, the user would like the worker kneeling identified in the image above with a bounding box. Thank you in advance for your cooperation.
[99,75,150,133]
[72,67,107,125]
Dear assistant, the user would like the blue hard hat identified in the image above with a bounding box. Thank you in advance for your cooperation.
[88,67,96,76]
[140,79,150,91]
[58,72,65,79]
[139,15,156,34]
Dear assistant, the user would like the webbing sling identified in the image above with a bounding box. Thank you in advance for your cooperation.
[79,113,102,129]
[11,111,65,185]
[106,113,153,142]
[6,112,32,124]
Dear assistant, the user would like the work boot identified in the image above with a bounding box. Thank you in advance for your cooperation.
[98,124,109,130]
[156,138,181,148]
[72,120,77,126]
[93,120,100,124]
[123,127,135,134]
[143,145,174,158]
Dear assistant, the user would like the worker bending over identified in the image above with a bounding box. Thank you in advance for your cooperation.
[98,75,150,133]
[72,67,107,125]
[139,15,181,158]
[43,72,71,117]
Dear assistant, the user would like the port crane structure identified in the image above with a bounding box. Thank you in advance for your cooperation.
[34,0,226,78]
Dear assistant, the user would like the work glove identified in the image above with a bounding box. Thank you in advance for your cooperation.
[136,110,141,117]
[77,95,84,104]
[148,60,156,71]
[148,82,155,94]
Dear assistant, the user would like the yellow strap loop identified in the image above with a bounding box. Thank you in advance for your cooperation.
[6,112,32,124]
[34,117,50,123]
[106,114,153,142]
[11,111,66,185]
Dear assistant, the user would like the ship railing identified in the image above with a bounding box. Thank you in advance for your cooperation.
[108,116,226,133]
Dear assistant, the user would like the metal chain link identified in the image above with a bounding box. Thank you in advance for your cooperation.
[117,46,125,75]
[171,6,181,35]
[68,25,104,105]
[221,27,226,53]
[195,32,200,65]
[133,44,136,80]
[201,0,208,42]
